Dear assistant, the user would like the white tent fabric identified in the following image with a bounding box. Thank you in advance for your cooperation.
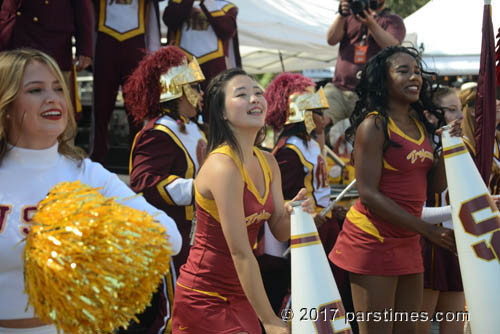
[405,0,500,76]
[233,0,338,73]
[159,0,340,74]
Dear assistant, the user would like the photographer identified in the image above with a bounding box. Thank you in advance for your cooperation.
[324,0,405,134]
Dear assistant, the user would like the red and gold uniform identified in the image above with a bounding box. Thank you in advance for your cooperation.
[0,0,93,72]
[123,46,205,334]
[464,133,500,195]
[263,72,339,313]
[130,114,206,274]
[129,114,205,334]
[275,136,340,262]
[163,0,241,121]
[0,0,94,118]
[330,113,434,275]
[172,145,274,334]
[91,0,163,163]
[488,135,500,194]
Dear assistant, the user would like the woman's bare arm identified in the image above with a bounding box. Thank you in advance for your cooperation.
[354,116,455,251]
[195,154,286,331]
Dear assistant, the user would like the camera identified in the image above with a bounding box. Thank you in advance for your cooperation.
[349,0,378,17]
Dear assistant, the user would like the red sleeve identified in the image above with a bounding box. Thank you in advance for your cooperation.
[274,147,306,200]
[200,2,237,41]
[72,0,94,58]
[162,0,194,31]
[383,13,406,44]
[130,129,184,207]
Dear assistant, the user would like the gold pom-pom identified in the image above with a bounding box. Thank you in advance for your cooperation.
[23,181,172,334]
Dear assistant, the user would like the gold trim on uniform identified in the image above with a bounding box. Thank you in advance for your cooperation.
[346,207,384,243]
[195,186,220,223]
[172,2,238,65]
[174,30,225,65]
[157,175,180,206]
[210,3,236,17]
[177,281,228,301]
[153,124,196,220]
[129,131,142,173]
[387,116,425,146]
[247,148,272,205]
[195,145,273,224]
[98,0,146,41]
[462,136,476,156]
[284,144,331,218]
[383,159,398,171]
[210,145,272,206]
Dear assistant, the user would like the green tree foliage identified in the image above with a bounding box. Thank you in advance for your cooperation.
[385,0,431,18]
[253,73,278,89]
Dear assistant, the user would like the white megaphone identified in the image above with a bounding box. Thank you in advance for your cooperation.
[441,129,500,333]
[290,202,352,334]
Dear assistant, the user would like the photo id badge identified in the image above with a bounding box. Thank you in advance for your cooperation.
[354,44,368,64]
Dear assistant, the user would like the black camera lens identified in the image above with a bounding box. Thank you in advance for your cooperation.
[350,0,369,17]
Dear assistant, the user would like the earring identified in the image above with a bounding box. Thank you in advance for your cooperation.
[6,114,10,119]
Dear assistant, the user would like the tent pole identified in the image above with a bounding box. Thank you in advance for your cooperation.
[278,50,286,72]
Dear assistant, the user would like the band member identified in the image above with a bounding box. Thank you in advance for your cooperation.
[90,0,163,163]
[124,45,206,333]
[163,0,241,122]
[263,72,347,314]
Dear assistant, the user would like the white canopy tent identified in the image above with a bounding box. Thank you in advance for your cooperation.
[159,0,340,74]
[232,0,338,74]
[158,1,422,75]
[405,0,500,76]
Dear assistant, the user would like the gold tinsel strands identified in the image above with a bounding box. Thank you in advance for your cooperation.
[23,181,172,334]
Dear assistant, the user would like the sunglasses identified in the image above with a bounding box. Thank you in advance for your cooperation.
[189,83,202,93]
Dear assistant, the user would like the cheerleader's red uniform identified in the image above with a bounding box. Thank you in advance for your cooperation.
[330,113,434,275]
[129,115,206,333]
[172,145,274,334]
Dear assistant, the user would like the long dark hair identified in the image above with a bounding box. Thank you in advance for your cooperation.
[346,46,444,153]
[206,68,265,159]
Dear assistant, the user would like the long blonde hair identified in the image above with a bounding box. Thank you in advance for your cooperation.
[0,49,85,163]
[459,86,477,150]
[459,86,500,175]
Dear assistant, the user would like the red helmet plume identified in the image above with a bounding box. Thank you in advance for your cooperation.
[264,73,315,131]
[124,46,188,123]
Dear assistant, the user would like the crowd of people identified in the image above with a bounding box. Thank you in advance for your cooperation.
[0,0,497,334]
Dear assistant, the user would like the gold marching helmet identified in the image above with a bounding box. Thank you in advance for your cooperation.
[159,57,205,107]
[286,86,329,134]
